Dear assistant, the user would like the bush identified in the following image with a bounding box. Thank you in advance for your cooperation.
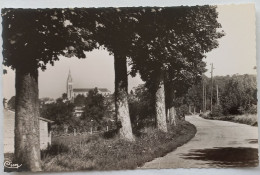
[199,110,211,119]
[220,74,257,115]
[177,104,189,115]
[232,114,258,126]
[248,105,257,114]
[210,105,223,117]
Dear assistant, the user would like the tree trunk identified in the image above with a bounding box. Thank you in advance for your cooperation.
[169,106,177,126]
[155,71,168,132]
[14,66,42,171]
[168,83,177,126]
[114,53,135,141]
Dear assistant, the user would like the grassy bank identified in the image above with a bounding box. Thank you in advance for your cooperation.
[41,121,196,171]
[201,114,258,126]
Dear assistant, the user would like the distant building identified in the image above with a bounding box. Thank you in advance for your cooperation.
[66,70,111,100]
[73,106,85,117]
[4,109,54,153]
[40,98,55,105]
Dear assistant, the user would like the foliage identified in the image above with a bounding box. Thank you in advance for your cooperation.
[128,6,224,92]
[41,121,196,171]
[181,74,256,116]
[231,114,258,126]
[2,8,97,71]
[176,104,190,115]
[183,83,204,111]
[40,100,75,133]
[62,93,67,100]
[74,94,85,106]
[89,8,141,56]
[129,84,155,130]
[40,88,113,133]
[221,74,257,115]
[201,114,258,127]
[195,75,258,125]
[82,88,106,124]
[210,105,223,117]
[7,96,15,110]
[248,105,257,114]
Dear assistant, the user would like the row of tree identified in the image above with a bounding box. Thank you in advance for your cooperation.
[180,74,257,116]
[2,7,223,171]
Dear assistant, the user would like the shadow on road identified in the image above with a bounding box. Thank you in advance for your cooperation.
[180,147,259,167]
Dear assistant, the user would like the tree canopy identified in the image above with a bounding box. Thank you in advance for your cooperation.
[2,6,223,83]
[128,6,224,92]
[2,8,97,71]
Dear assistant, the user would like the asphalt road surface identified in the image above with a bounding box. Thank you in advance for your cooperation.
[141,115,259,169]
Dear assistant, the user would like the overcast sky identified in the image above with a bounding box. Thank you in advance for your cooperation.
[2,4,256,100]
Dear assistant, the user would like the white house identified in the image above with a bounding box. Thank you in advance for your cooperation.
[3,109,54,153]
[73,106,85,117]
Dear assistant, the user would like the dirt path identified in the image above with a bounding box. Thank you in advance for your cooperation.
[141,115,259,168]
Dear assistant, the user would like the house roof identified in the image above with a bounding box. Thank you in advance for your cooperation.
[73,88,110,93]
[4,109,54,123]
[98,88,110,92]
[73,88,93,92]
[38,117,54,123]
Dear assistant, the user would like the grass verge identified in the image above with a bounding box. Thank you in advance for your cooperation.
[201,114,258,126]
[41,120,196,171]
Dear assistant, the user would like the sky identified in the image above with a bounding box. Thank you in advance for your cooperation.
[2,4,256,100]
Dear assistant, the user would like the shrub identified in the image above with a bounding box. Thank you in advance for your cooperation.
[177,104,189,115]
[238,106,246,115]
[199,110,211,119]
[247,105,257,114]
[232,114,258,126]
[210,105,223,117]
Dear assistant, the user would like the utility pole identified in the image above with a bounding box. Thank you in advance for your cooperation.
[205,84,207,111]
[216,84,219,106]
[202,82,205,112]
[210,63,214,112]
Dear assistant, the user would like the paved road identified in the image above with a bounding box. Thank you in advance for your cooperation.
[141,115,259,168]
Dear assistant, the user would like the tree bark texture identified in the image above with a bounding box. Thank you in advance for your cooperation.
[169,106,177,126]
[14,67,42,171]
[155,71,168,132]
[114,53,135,141]
[167,83,177,126]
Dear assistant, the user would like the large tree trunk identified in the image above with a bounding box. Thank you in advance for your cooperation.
[155,71,168,132]
[169,106,177,126]
[114,53,135,141]
[14,66,42,171]
[168,83,177,126]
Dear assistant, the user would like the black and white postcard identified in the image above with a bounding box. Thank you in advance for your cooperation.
[1,3,258,172]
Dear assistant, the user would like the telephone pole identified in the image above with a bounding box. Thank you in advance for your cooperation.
[205,85,207,111]
[216,84,219,106]
[202,81,205,112]
[210,63,214,112]
[202,79,207,112]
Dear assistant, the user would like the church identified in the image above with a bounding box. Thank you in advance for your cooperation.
[66,70,111,100]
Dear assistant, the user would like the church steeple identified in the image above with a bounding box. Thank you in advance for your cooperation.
[67,69,73,100]
[67,69,72,82]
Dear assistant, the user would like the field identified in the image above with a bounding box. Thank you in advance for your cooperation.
[40,120,196,171]
[201,114,258,126]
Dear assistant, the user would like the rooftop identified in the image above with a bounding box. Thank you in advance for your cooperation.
[73,88,110,93]
[4,109,54,123]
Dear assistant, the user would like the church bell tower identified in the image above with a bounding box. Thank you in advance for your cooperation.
[67,70,73,100]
